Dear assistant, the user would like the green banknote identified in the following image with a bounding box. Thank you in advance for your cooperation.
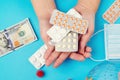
[0,18,37,57]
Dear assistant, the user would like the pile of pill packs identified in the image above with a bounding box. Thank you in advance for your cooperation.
[29,8,89,69]
[29,0,120,73]
[1,0,120,79]
[0,0,117,78]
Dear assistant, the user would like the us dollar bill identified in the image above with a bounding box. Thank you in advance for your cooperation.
[0,32,12,57]
[0,18,37,57]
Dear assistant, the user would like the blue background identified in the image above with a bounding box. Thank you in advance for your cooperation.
[0,0,119,80]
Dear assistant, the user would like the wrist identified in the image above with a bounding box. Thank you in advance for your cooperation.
[76,0,100,14]
[38,9,54,21]
[39,19,52,28]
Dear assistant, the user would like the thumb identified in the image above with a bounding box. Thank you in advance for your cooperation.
[40,26,54,59]
[41,33,54,59]
[42,34,54,59]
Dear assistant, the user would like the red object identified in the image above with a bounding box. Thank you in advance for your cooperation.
[36,70,44,77]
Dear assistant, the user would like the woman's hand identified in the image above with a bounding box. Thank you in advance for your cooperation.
[31,0,100,68]
[69,0,100,61]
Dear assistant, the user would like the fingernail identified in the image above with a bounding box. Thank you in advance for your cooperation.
[86,54,91,58]
[53,64,58,68]
[89,48,92,52]
[45,60,50,66]
[80,56,85,61]
[89,53,91,57]
[81,58,85,61]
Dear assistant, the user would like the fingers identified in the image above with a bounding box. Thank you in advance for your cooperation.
[78,10,94,54]
[69,53,85,61]
[40,27,51,43]
[44,46,54,59]
[83,46,92,58]
[83,52,91,58]
[79,35,89,54]
[40,24,55,60]
[54,52,70,68]
[46,52,70,68]
[43,33,55,60]
[69,47,92,61]
[46,51,61,66]
[86,46,92,52]
[45,47,92,67]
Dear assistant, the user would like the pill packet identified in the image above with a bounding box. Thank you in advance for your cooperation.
[47,8,82,43]
[55,31,78,52]
[55,9,82,52]
[103,0,120,23]
[50,9,88,34]
[29,45,47,69]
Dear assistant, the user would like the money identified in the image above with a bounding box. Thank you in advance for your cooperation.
[0,18,37,57]
[0,32,12,56]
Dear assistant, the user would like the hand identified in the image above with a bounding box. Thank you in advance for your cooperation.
[40,19,71,68]
[39,0,100,67]
[40,5,96,67]
[69,2,96,60]
[40,17,91,68]
[40,5,95,67]
[41,20,92,68]
[32,0,72,68]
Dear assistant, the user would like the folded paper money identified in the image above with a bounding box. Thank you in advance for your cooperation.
[0,18,37,57]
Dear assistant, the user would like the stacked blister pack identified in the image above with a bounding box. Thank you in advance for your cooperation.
[48,9,88,52]
[0,18,37,57]
[29,8,88,69]
[103,0,120,24]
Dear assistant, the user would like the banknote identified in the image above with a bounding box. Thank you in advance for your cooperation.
[0,18,37,57]
[0,32,12,57]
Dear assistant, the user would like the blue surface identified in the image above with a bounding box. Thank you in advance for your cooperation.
[0,0,119,80]
[87,61,120,80]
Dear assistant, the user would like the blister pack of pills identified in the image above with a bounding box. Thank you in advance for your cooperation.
[67,9,82,18]
[47,26,69,42]
[29,45,47,69]
[103,0,120,23]
[28,9,83,69]
[50,9,88,34]
[55,9,82,52]
[55,32,78,52]
[47,8,82,43]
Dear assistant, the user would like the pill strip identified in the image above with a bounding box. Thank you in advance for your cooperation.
[47,25,69,43]
[55,32,78,52]
[103,0,120,23]
[55,9,82,52]
[50,9,88,34]
[28,9,82,69]
[47,8,82,43]
[29,45,47,69]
